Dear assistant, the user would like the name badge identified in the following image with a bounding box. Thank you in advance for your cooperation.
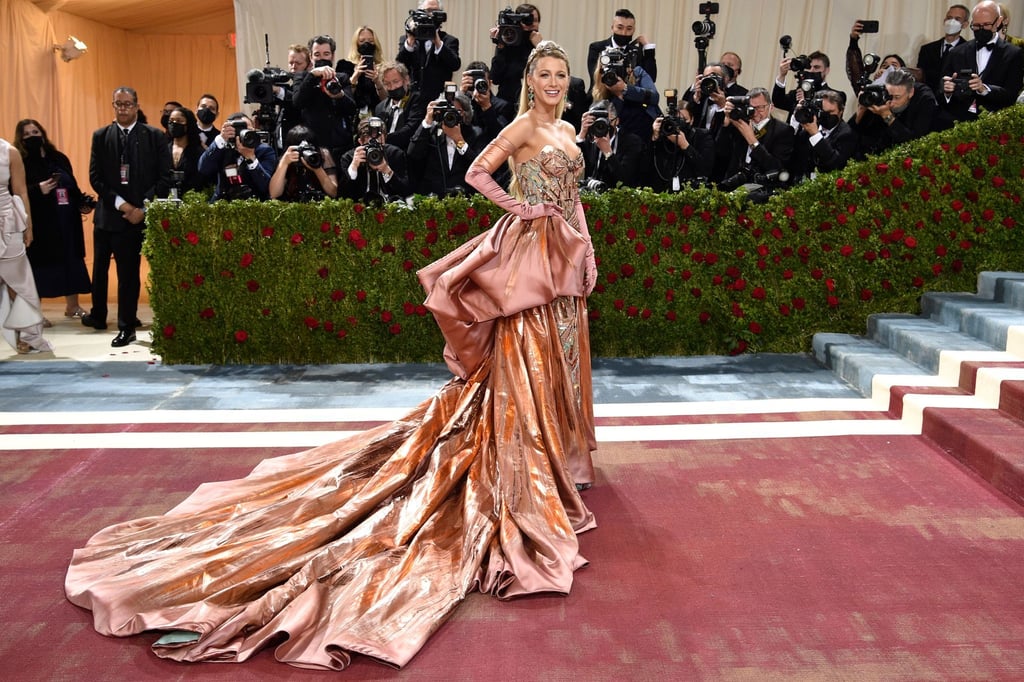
[56,188,70,205]
[120,163,130,184]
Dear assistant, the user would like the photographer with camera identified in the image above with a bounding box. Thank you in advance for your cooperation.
[645,96,713,191]
[846,20,911,96]
[586,9,657,92]
[773,51,833,121]
[338,27,388,120]
[338,116,410,203]
[459,61,515,147]
[940,1,1023,121]
[575,99,643,192]
[489,4,542,104]
[293,34,359,158]
[591,45,660,142]
[197,113,277,202]
[373,62,425,151]
[269,125,338,202]
[681,62,736,181]
[718,87,794,199]
[850,68,943,159]
[789,90,856,183]
[408,87,482,197]
[397,0,461,109]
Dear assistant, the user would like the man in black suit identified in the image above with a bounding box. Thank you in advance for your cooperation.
[407,92,483,197]
[940,0,1023,121]
[849,69,944,159]
[374,61,425,151]
[488,3,542,104]
[718,87,794,195]
[914,4,971,94]
[293,34,359,157]
[790,90,857,182]
[338,117,411,202]
[195,94,220,149]
[576,100,645,191]
[458,61,514,147]
[682,62,741,182]
[772,51,833,119]
[586,8,657,92]
[84,86,172,347]
[396,0,461,108]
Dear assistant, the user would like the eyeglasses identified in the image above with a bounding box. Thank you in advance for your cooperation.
[970,20,998,30]
[113,101,137,109]
[752,104,771,112]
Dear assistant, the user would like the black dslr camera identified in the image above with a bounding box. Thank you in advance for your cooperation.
[363,118,386,166]
[496,6,533,46]
[600,48,628,87]
[296,140,323,168]
[700,73,725,97]
[432,83,462,128]
[727,95,754,122]
[465,69,489,94]
[405,8,447,41]
[789,54,811,72]
[854,52,881,93]
[245,66,291,105]
[227,119,270,149]
[952,68,975,97]
[587,107,612,138]
[797,71,823,96]
[858,83,891,107]
[793,94,822,124]
[659,89,689,138]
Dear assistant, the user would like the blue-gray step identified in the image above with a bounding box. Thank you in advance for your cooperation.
[813,271,1024,397]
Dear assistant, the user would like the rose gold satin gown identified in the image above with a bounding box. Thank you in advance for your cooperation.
[65,148,597,671]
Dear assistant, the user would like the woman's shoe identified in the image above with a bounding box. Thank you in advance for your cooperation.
[64,307,87,319]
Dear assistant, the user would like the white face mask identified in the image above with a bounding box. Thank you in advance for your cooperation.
[944,18,963,35]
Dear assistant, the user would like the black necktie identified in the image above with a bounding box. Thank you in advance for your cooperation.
[941,43,950,58]
[119,127,129,157]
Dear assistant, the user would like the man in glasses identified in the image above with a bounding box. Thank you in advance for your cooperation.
[84,86,172,347]
[940,0,1022,120]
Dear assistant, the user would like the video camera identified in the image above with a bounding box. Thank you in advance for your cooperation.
[405,7,447,41]
[244,66,291,105]
[495,6,533,46]
[600,48,628,87]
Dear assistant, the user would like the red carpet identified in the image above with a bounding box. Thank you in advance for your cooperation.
[4,414,1024,680]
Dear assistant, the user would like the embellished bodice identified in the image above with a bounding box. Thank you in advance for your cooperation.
[514,146,583,224]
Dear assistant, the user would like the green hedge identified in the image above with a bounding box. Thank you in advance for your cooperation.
[145,107,1024,364]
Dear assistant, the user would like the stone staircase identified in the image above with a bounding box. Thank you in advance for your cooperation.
[813,271,1024,505]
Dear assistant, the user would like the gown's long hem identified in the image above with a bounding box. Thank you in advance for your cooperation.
[65,147,596,671]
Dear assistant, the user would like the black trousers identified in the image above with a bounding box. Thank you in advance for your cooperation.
[89,227,144,331]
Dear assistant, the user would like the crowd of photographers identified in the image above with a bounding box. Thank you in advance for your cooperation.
[161,0,1023,206]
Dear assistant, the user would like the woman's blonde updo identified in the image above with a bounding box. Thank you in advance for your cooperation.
[517,40,571,117]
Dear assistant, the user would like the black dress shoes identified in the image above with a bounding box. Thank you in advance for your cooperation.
[111,330,136,347]
[81,315,108,330]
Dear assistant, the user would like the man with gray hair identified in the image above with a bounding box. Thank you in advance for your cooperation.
[849,68,945,159]
[940,0,1023,120]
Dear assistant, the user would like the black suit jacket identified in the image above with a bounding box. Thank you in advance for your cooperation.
[396,31,461,105]
[292,70,359,155]
[916,36,963,94]
[407,123,484,196]
[578,130,645,189]
[790,120,857,181]
[719,117,794,183]
[772,80,833,118]
[373,94,426,151]
[849,83,944,159]
[586,38,657,92]
[337,143,411,201]
[89,122,172,232]
[942,39,1024,120]
[643,127,715,191]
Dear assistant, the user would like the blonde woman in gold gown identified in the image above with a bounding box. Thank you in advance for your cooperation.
[66,41,599,671]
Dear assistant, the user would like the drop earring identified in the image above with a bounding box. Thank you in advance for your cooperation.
[528,88,534,108]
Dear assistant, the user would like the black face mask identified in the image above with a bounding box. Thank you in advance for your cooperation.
[160,112,171,130]
[196,107,216,126]
[817,111,839,129]
[357,42,376,56]
[22,136,43,153]
[973,26,995,45]
[611,33,631,47]
[167,122,187,139]
[387,85,407,101]
[314,59,333,69]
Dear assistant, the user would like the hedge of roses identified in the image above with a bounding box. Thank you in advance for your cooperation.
[145,107,1024,365]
